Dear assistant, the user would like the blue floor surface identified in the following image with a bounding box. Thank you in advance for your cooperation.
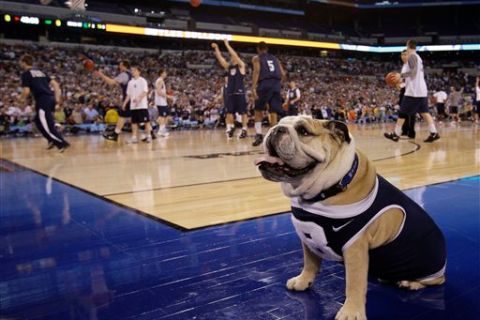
[1,160,479,319]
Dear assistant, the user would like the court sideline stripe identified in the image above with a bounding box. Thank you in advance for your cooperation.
[102,141,421,197]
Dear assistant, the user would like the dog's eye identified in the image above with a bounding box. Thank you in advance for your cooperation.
[297,126,310,136]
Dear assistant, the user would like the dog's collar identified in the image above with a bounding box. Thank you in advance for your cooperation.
[302,153,359,203]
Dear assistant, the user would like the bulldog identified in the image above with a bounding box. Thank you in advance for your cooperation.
[255,116,446,320]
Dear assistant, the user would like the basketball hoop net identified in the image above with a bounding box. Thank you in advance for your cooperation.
[65,0,86,11]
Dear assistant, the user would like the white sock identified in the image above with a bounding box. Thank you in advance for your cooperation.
[160,124,166,132]
[242,126,247,131]
[226,124,233,131]
[114,128,121,134]
[255,122,262,135]
[394,125,402,136]
[429,123,437,134]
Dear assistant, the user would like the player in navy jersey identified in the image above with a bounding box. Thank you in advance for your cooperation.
[252,41,286,146]
[211,39,248,139]
[95,60,133,141]
[19,54,69,152]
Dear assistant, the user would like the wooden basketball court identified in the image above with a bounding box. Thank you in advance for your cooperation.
[1,123,478,230]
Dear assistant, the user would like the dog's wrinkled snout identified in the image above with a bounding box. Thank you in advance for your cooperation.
[275,126,288,135]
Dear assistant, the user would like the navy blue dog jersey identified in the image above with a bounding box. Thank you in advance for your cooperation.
[291,175,446,281]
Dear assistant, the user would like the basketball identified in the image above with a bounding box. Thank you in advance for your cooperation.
[83,59,95,72]
[190,0,201,7]
[385,72,401,87]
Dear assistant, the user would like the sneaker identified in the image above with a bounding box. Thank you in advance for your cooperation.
[424,133,440,143]
[252,134,263,147]
[238,129,247,139]
[384,132,399,142]
[103,131,118,141]
[159,131,170,137]
[144,137,152,143]
[58,142,70,153]
[127,137,138,144]
[47,141,55,150]
[227,128,235,139]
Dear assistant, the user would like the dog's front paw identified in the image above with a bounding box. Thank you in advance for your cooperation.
[286,274,313,291]
[335,303,366,320]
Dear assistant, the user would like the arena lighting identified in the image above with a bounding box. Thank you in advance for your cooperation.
[106,24,480,52]
[4,14,11,22]
[55,19,62,27]
[20,16,40,25]
[67,21,82,28]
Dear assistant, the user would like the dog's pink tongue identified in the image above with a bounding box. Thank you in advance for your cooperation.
[254,155,285,166]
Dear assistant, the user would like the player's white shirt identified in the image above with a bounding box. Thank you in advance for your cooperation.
[127,77,148,110]
[405,52,428,98]
[155,77,167,106]
[433,91,448,103]
[476,85,480,102]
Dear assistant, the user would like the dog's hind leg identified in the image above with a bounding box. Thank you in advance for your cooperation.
[286,242,322,291]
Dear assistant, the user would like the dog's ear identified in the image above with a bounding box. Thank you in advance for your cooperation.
[325,121,351,143]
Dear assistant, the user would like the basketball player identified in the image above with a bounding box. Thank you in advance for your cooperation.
[94,60,131,141]
[384,40,439,143]
[155,69,171,137]
[18,54,69,152]
[398,50,416,138]
[252,41,286,147]
[447,86,462,123]
[433,87,448,121]
[211,39,248,139]
[123,66,151,143]
[286,81,301,116]
[475,77,480,124]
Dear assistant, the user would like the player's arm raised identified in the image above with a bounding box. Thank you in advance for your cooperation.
[211,43,229,70]
[224,39,245,73]
[252,55,260,100]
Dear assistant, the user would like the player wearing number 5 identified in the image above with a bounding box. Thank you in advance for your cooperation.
[251,42,286,147]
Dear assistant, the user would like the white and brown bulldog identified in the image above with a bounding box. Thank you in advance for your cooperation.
[255,116,446,320]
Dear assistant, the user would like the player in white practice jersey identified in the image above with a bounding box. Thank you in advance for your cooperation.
[384,40,440,143]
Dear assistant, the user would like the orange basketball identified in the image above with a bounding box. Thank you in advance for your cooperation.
[190,0,201,7]
[385,72,400,88]
[83,59,95,72]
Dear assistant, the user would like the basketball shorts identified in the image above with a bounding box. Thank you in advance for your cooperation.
[399,96,429,116]
[475,101,480,114]
[157,105,169,117]
[131,109,150,124]
[255,83,283,114]
[449,106,458,114]
[118,102,132,118]
[288,104,299,116]
[436,103,446,115]
[227,94,247,114]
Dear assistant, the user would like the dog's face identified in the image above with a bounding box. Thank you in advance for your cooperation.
[255,116,353,196]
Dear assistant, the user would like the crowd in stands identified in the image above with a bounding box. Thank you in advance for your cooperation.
[0,43,478,136]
